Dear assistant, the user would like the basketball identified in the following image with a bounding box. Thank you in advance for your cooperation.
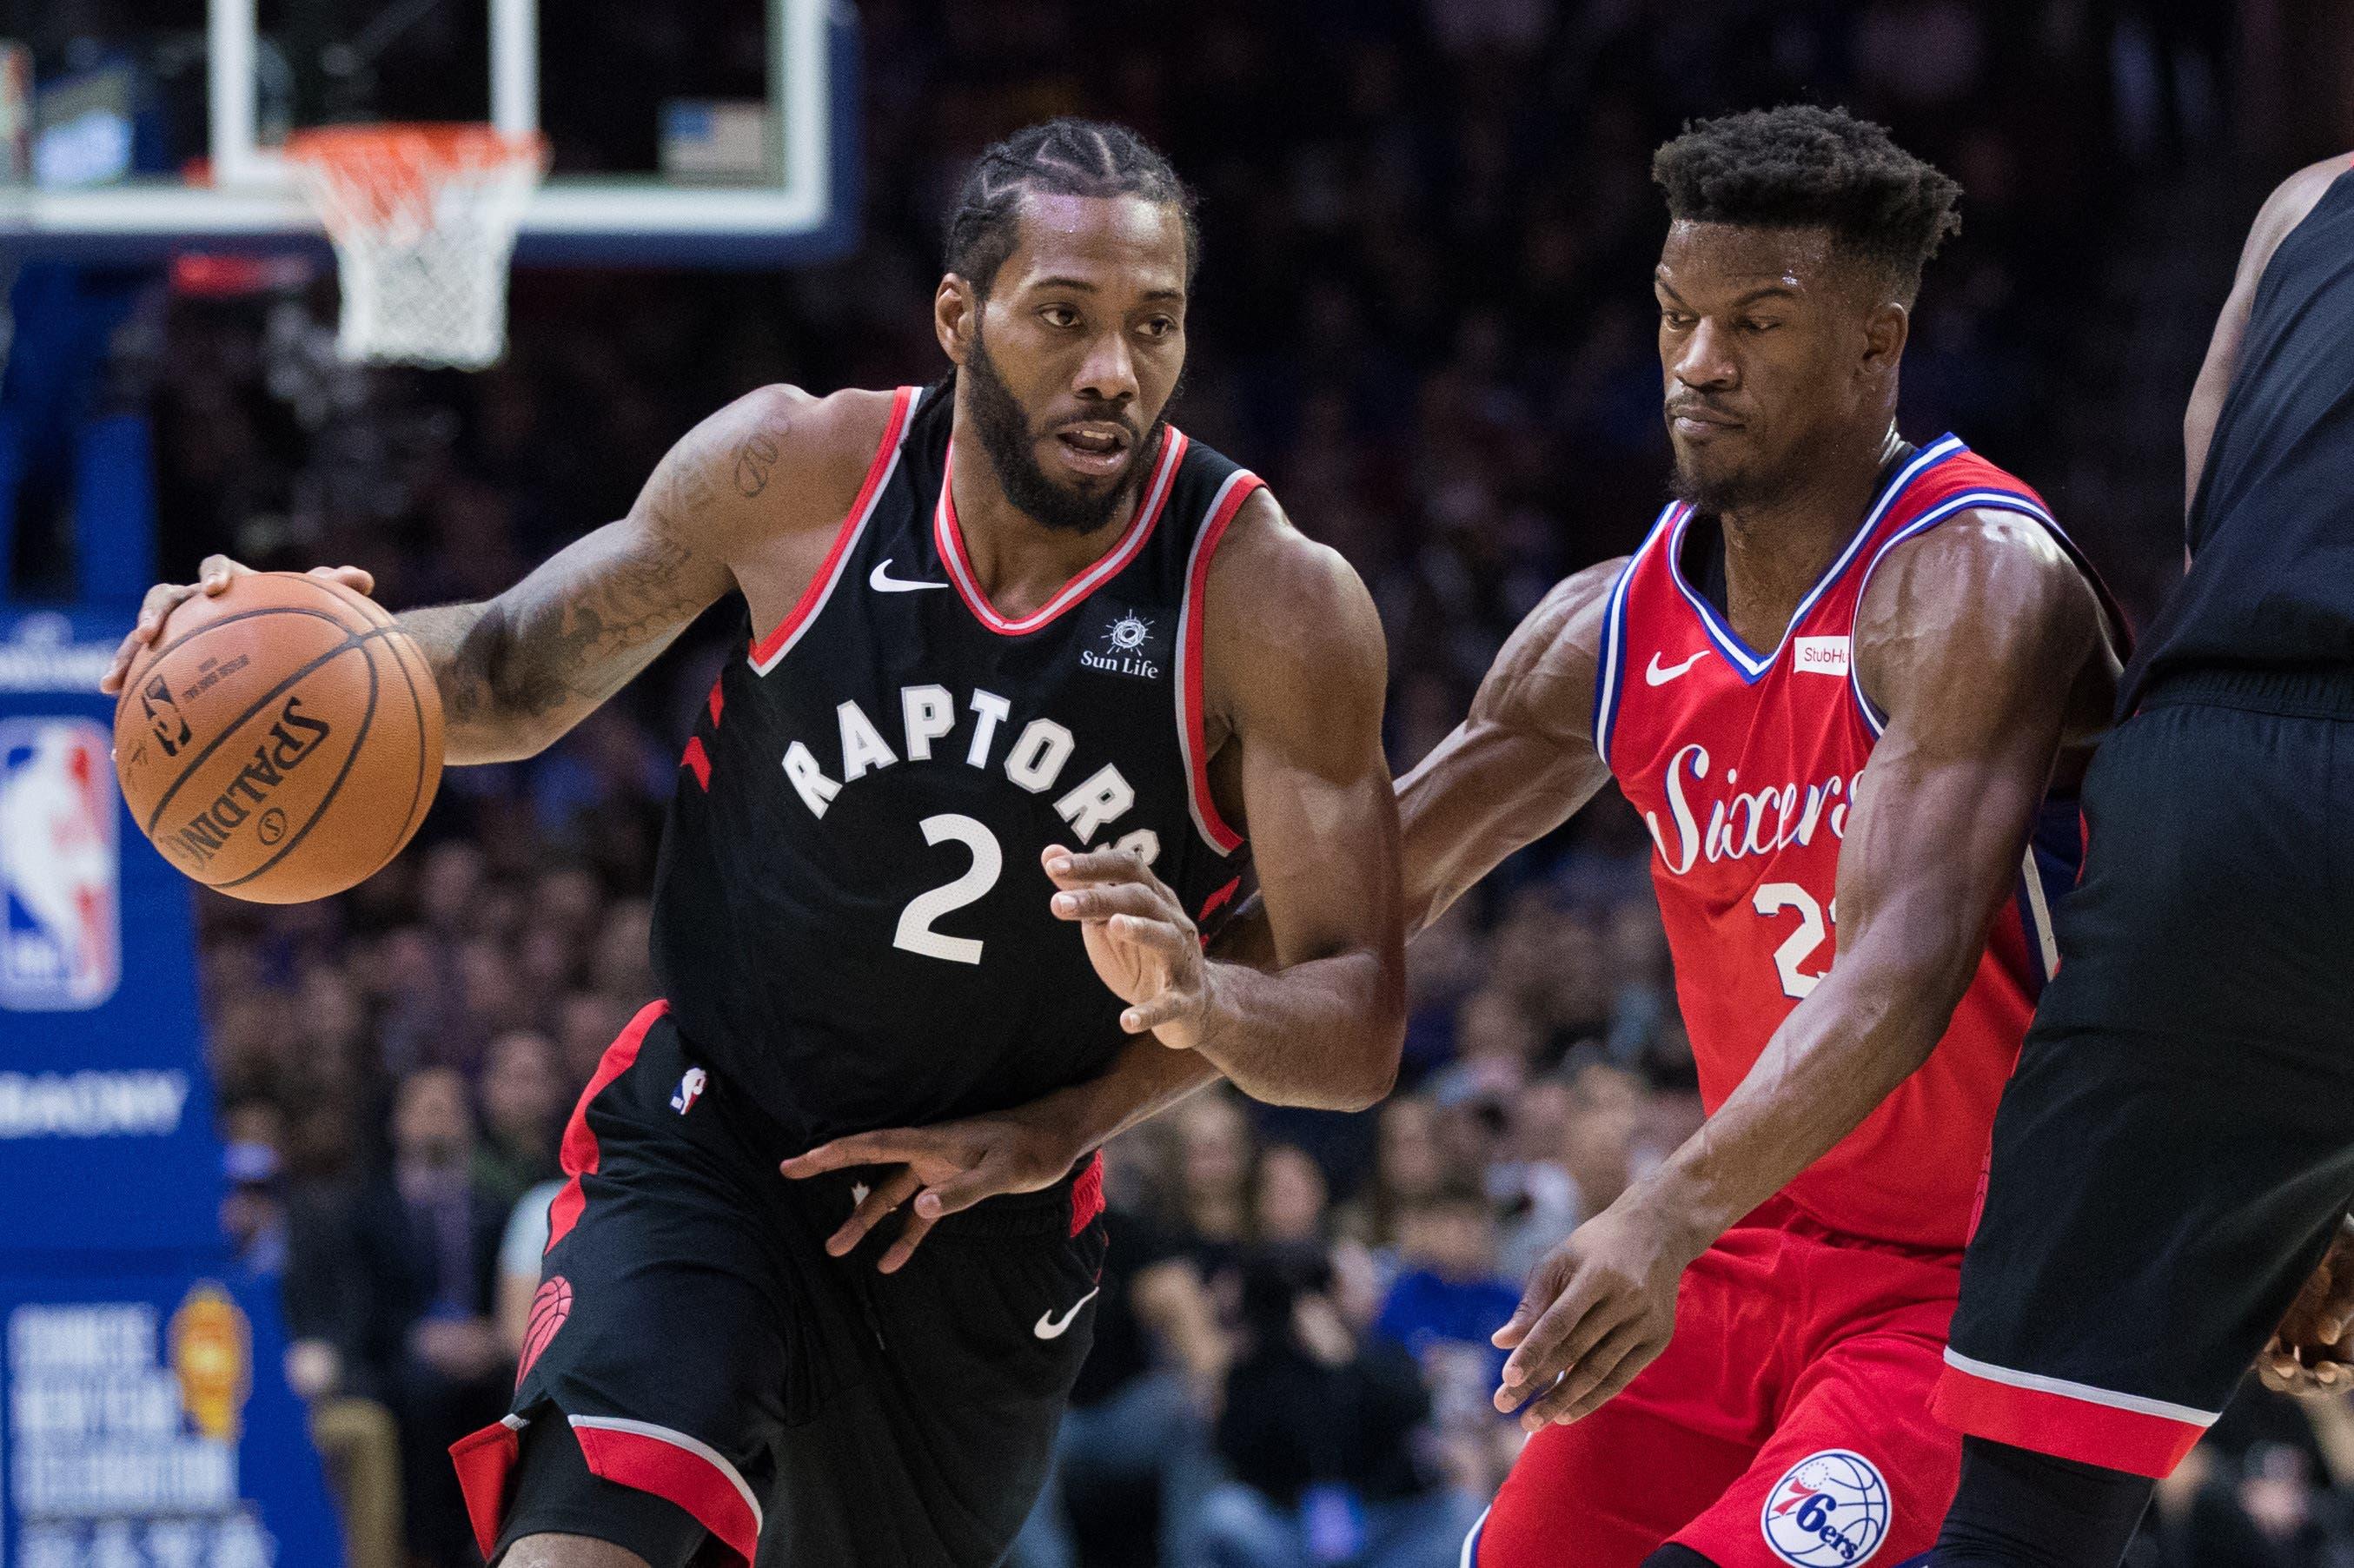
[110,572,443,903]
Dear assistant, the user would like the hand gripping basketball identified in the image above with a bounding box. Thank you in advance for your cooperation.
[99,556,375,697]
[104,557,445,903]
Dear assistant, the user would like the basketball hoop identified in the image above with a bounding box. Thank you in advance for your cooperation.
[283,124,548,371]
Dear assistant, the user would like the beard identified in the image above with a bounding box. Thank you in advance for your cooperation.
[1668,448,1787,517]
[964,328,1170,535]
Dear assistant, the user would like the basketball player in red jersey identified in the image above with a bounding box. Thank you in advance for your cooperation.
[102,121,1404,1568]
[1390,107,2122,1567]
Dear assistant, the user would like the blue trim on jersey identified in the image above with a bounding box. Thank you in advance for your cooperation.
[1592,504,1677,771]
[1458,1503,1489,1568]
[1665,435,1966,685]
[1847,487,2059,735]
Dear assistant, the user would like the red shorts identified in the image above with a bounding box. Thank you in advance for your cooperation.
[1471,1205,1961,1568]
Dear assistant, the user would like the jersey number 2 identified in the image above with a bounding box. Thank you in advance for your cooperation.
[895,813,1003,965]
[1752,882,1835,999]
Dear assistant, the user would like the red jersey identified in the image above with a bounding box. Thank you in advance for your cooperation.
[1594,437,2114,1252]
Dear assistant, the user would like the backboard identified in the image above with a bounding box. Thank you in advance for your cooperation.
[0,0,857,265]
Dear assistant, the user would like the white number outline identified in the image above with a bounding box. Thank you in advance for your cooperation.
[893,813,1003,965]
[1752,881,1836,999]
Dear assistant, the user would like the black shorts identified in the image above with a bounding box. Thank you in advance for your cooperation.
[1933,668,2354,1478]
[450,1002,1109,1567]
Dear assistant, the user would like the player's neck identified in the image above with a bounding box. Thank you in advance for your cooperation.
[1716,422,1902,648]
[946,438,1145,621]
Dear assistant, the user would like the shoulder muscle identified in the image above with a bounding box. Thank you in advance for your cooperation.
[634,383,902,559]
[1469,557,1626,750]
[1854,511,2103,724]
[1204,489,1387,746]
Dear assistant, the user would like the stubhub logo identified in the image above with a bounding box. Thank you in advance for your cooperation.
[1793,636,1851,678]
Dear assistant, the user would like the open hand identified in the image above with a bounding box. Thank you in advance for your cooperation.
[1044,846,1211,1049]
[1491,1202,1694,1430]
[99,556,375,696]
[780,1105,1090,1273]
[2259,1214,2354,1396]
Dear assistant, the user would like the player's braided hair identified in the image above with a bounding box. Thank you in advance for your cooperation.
[944,117,1200,296]
[1652,105,1962,302]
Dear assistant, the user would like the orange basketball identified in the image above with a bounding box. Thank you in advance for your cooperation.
[112,572,444,903]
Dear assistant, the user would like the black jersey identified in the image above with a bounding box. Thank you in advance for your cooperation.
[649,385,1258,1148]
[2123,157,2354,709]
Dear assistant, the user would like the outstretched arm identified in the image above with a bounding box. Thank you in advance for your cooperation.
[2185,155,2346,519]
[1213,557,1622,963]
[101,385,874,764]
[1393,559,1622,933]
[1493,513,2112,1428]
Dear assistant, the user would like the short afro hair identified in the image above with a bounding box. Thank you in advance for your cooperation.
[944,118,1199,297]
[1652,105,1961,302]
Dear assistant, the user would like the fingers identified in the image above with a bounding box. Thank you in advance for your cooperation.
[1124,993,1195,1038]
[780,1129,939,1178]
[197,555,244,593]
[1051,883,1179,924]
[1042,845,1168,891]
[103,582,202,694]
[309,564,375,595]
[1495,1286,1607,1410]
[877,1209,938,1274]
[915,1159,1013,1221]
[823,1168,922,1258]
[1526,1327,1661,1428]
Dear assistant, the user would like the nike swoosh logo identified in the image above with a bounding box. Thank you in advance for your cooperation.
[1645,651,1707,686]
[1033,1287,1101,1340]
[870,559,948,592]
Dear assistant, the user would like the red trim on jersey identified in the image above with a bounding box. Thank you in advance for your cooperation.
[449,1417,523,1560]
[1177,473,1264,854]
[680,736,712,791]
[746,386,918,671]
[571,1418,761,1566]
[1197,874,1243,929]
[545,1000,667,1253]
[933,429,1187,636]
[1070,1150,1105,1236]
[706,677,725,727]
[1930,1360,2205,1479]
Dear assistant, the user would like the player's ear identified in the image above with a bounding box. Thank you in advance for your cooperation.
[1860,298,1908,379]
[936,275,978,367]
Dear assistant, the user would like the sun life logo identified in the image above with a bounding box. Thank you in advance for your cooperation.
[1759,1449,1890,1567]
[1080,610,1161,679]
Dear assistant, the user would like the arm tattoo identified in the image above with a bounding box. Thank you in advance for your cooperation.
[733,432,781,498]
[396,513,708,755]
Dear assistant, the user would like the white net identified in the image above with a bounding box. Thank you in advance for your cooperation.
[285,126,549,371]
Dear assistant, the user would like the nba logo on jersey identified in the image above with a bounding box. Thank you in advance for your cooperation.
[0,718,121,1012]
[1758,1449,1891,1566]
[670,1067,707,1115]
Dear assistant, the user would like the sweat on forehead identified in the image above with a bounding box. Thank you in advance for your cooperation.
[1658,221,1894,310]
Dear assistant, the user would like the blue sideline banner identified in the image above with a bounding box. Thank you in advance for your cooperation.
[0,608,217,1255]
[0,609,345,1565]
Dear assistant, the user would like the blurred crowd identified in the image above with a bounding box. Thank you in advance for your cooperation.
[82,0,2354,1563]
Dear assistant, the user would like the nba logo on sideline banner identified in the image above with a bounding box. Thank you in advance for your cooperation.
[1758,1449,1890,1566]
[0,718,120,1011]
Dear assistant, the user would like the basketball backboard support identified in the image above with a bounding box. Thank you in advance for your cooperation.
[0,0,857,266]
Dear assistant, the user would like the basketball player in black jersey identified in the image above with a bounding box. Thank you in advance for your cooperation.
[102,120,1407,1568]
[1924,151,2354,1565]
